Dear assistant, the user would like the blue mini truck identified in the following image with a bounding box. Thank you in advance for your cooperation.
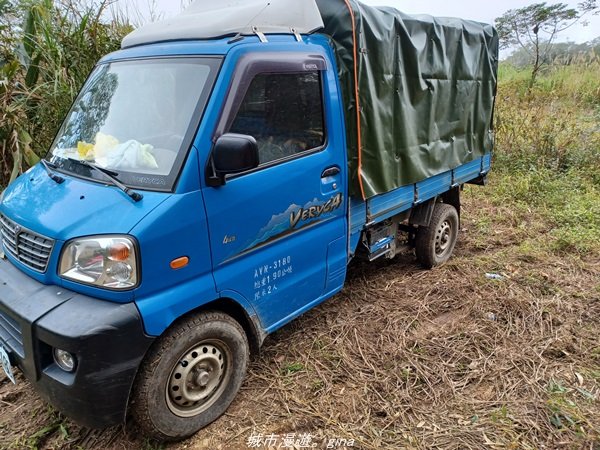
[0,0,498,441]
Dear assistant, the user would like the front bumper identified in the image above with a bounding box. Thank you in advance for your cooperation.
[0,257,154,428]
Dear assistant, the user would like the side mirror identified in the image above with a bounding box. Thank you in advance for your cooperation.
[213,133,259,175]
[207,133,259,187]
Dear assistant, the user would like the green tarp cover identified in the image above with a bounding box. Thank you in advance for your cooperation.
[316,0,499,199]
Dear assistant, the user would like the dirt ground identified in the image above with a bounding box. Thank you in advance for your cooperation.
[1,184,599,450]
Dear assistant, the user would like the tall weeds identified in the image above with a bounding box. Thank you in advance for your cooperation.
[0,0,131,185]
[493,61,600,254]
[496,60,600,180]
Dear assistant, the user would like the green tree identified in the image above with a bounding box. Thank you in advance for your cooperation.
[495,1,599,85]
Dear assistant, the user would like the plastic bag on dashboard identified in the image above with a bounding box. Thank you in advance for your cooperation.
[100,140,159,170]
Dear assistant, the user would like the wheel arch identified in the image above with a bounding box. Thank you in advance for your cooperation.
[190,296,265,356]
[409,186,461,229]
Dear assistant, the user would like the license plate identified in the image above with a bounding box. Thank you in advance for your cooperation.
[0,344,16,384]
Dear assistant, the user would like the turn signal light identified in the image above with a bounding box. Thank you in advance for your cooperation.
[108,242,131,261]
[170,256,189,270]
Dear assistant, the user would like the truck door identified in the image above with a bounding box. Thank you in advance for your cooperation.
[202,53,347,331]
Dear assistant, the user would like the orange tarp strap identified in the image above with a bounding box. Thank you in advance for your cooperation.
[342,0,366,200]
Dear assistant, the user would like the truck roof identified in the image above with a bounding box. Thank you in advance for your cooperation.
[121,0,324,49]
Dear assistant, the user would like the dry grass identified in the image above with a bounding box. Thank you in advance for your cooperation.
[1,182,599,450]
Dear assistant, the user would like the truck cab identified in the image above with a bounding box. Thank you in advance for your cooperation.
[0,29,353,445]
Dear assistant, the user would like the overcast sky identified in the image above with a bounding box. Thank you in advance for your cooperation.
[119,0,600,43]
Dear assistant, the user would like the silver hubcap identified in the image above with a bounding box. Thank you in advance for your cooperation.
[166,341,229,417]
[435,220,452,256]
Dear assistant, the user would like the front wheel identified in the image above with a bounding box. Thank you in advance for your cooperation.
[131,311,249,442]
[415,203,459,269]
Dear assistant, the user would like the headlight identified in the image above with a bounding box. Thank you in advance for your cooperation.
[59,236,138,289]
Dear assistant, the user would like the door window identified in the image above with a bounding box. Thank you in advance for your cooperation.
[229,72,325,165]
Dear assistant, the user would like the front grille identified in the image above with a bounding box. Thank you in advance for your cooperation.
[0,214,54,273]
[0,309,24,358]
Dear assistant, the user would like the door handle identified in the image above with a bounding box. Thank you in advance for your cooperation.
[321,166,340,178]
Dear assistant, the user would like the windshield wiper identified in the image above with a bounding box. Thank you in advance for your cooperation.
[67,158,143,202]
[40,160,65,184]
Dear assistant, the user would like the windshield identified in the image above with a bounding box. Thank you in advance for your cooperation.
[49,57,221,191]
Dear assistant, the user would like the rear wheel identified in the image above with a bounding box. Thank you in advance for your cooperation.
[415,203,459,269]
[131,311,249,442]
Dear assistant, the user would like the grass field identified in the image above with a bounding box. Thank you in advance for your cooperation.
[0,63,598,449]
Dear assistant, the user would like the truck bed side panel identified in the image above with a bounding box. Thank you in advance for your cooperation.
[348,154,491,255]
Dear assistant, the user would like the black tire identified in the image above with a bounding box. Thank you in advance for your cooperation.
[131,311,249,442]
[415,203,459,269]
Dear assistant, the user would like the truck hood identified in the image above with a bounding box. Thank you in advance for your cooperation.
[0,164,170,241]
